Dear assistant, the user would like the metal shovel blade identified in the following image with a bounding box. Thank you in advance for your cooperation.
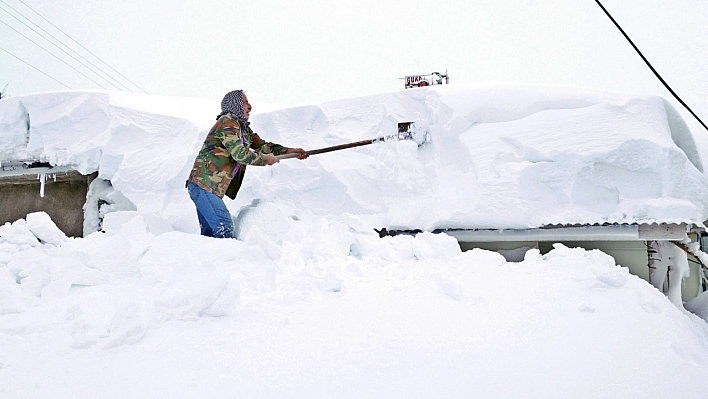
[397,122,431,146]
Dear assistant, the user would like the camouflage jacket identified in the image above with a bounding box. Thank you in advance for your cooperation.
[187,113,287,199]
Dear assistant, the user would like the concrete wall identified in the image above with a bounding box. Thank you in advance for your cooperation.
[0,171,96,237]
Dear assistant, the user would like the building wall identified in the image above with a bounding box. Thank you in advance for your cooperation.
[0,172,96,238]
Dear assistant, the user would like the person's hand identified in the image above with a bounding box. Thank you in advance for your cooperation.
[286,148,308,160]
[266,153,279,165]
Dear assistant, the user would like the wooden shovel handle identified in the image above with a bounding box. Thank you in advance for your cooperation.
[276,139,374,160]
[275,152,302,160]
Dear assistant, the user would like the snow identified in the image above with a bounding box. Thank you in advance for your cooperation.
[2,84,708,232]
[649,241,691,307]
[2,85,708,397]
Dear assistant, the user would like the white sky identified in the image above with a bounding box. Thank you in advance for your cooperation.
[1,0,707,145]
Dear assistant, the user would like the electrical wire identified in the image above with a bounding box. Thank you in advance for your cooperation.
[0,18,108,89]
[594,0,708,132]
[14,0,148,94]
[0,1,132,91]
[0,45,72,89]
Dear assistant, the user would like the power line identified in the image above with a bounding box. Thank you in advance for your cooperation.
[0,18,109,89]
[14,0,148,94]
[0,45,72,89]
[0,0,132,91]
[594,0,708,133]
[0,4,126,91]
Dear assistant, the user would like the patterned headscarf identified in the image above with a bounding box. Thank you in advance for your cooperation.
[218,90,246,121]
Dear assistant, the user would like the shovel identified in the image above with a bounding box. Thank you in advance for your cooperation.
[276,122,430,160]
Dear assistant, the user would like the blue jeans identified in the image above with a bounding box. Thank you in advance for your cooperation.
[187,182,235,238]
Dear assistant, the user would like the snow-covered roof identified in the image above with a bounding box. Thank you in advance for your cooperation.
[1,84,707,232]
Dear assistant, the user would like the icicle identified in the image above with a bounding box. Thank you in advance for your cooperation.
[39,172,46,198]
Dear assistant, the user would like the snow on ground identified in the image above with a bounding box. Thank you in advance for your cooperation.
[2,85,708,398]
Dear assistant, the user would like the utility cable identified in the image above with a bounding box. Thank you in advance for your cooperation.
[0,4,127,91]
[15,0,148,94]
[0,1,131,91]
[0,18,108,89]
[594,0,708,132]
[0,45,72,89]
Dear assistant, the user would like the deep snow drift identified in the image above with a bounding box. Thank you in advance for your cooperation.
[1,84,707,234]
[2,85,708,398]
[249,85,708,231]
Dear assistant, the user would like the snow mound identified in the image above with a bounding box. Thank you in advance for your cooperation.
[2,87,708,397]
[250,84,708,229]
[4,84,706,234]
[2,213,708,397]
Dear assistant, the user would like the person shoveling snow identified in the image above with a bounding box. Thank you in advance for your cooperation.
[186,90,431,239]
[186,90,308,238]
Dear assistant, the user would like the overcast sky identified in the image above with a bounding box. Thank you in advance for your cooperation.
[1,0,707,145]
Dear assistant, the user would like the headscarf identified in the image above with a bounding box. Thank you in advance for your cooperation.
[217,90,247,121]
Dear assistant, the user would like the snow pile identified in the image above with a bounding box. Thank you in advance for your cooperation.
[2,210,708,398]
[249,84,708,230]
[2,84,707,234]
[2,86,708,397]
[0,91,210,230]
